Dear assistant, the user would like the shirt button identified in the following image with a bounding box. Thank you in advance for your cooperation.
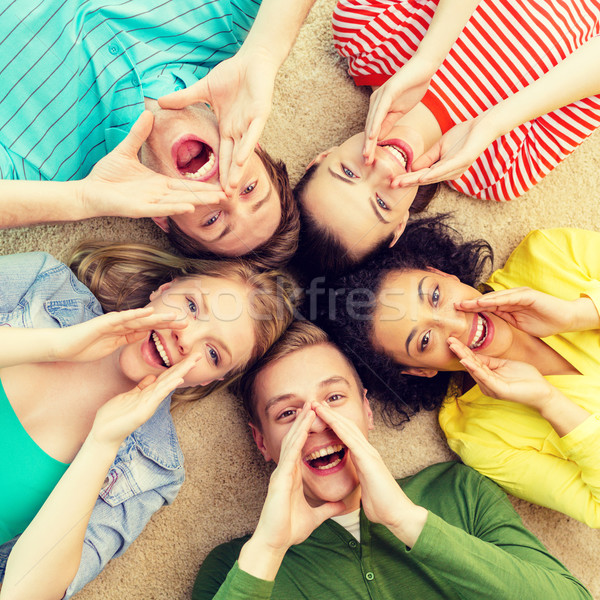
[108,45,119,55]
[130,76,138,87]
[174,84,183,91]
[365,572,374,581]
[349,540,357,548]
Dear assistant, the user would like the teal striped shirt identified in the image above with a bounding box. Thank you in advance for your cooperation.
[0,0,260,181]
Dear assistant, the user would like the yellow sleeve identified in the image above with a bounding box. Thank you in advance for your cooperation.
[488,229,600,313]
[444,410,600,528]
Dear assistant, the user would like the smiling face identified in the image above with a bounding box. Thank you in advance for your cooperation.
[141,101,282,256]
[250,343,373,511]
[371,268,517,376]
[300,128,426,260]
[118,275,256,388]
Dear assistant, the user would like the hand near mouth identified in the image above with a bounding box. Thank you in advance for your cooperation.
[392,114,491,187]
[82,111,227,219]
[158,50,277,195]
[239,404,345,581]
[312,402,427,548]
[456,287,599,338]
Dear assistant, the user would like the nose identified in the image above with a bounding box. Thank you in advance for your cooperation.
[172,321,202,356]
[307,403,328,433]
[371,149,397,184]
[434,305,468,340]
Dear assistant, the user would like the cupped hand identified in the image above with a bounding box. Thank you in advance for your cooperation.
[312,402,413,531]
[90,354,199,448]
[448,337,556,409]
[82,111,226,218]
[159,49,278,195]
[252,404,346,554]
[51,307,185,363]
[391,114,491,187]
[456,287,585,338]
[363,57,434,164]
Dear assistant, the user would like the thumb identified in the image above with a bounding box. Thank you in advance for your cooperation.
[118,110,154,155]
[411,142,442,171]
[135,374,157,391]
[312,501,347,525]
[158,79,209,110]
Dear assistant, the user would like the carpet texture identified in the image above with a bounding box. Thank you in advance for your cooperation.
[2,1,599,598]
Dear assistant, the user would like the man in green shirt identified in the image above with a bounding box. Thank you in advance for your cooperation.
[192,321,591,600]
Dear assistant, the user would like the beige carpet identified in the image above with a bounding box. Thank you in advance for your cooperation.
[2,1,599,597]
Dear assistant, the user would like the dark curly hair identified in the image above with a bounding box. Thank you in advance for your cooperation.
[292,163,439,280]
[315,214,493,426]
[166,146,299,270]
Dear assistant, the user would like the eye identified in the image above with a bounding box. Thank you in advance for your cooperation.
[277,408,297,421]
[207,345,220,367]
[376,194,389,210]
[420,330,431,352]
[186,296,198,317]
[326,394,343,403]
[342,165,356,178]
[204,211,220,226]
[432,286,440,306]
[241,181,256,195]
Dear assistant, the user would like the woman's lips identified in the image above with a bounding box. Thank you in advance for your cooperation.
[171,134,218,181]
[378,138,414,172]
[466,312,495,352]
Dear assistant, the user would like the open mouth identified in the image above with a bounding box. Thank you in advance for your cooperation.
[379,139,413,172]
[468,313,493,351]
[150,331,171,367]
[304,444,347,472]
[172,135,217,180]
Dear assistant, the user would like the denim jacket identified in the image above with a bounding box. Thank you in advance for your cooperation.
[0,252,185,598]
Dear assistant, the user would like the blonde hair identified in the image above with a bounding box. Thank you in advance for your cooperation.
[69,241,298,403]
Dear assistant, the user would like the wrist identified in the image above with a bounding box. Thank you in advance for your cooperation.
[412,47,446,78]
[385,503,428,548]
[238,536,288,581]
[75,177,100,219]
[570,297,600,331]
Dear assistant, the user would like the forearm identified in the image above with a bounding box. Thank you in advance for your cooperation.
[0,328,63,367]
[482,36,600,139]
[537,387,591,438]
[238,0,315,68]
[237,536,287,582]
[0,180,88,228]
[570,297,600,332]
[416,512,591,599]
[1,436,119,600]
[413,0,480,74]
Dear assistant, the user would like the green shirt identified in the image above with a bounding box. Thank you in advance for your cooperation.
[193,463,591,600]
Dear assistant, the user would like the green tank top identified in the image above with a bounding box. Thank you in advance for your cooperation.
[0,378,70,545]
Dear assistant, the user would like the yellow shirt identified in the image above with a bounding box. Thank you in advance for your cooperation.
[439,228,600,527]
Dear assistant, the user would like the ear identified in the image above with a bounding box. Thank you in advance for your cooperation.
[152,216,170,233]
[400,366,439,378]
[306,149,333,170]
[149,280,173,301]
[362,389,375,431]
[388,211,409,247]
[426,267,459,282]
[249,422,273,462]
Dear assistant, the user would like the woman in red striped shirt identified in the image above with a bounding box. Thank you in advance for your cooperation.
[293,0,600,277]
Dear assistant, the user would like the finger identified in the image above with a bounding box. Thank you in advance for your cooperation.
[312,501,347,524]
[279,406,314,468]
[158,82,209,110]
[446,337,473,361]
[312,402,368,454]
[167,179,226,194]
[135,374,157,391]
[391,169,430,188]
[218,138,234,196]
[234,118,264,169]
[410,144,442,172]
[416,160,467,184]
[118,111,154,155]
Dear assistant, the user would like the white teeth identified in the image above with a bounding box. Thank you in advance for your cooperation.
[151,332,171,367]
[382,144,407,167]
[305,444,343,463]
[182,150,215,178]
[316,457,341,470]
[469,314,488,349]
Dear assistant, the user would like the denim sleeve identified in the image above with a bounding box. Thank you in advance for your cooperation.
[63,476,183,599]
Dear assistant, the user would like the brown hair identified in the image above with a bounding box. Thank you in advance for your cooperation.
[69,241,299,404]
[166,147,300,270]
[235,320,362,428]
[292,163,439,279]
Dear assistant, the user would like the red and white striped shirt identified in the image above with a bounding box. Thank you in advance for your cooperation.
[333,0,600,200]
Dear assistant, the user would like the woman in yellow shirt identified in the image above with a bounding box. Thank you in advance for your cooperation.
[323,218,600,527]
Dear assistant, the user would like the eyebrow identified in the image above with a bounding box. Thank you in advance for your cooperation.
[404,275,428,356]
[369,198,390,224]
[263,375,351,415]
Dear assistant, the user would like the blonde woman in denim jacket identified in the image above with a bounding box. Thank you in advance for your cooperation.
[0,245,295,600]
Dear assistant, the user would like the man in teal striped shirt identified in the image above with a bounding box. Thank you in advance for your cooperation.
[193,321,591,599]
[1,0,311,268]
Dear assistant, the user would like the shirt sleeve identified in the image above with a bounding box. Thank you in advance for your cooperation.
[192,539,275,600]
[63,481,182,599]
[0,143,16,179]
[411,473,592,599]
